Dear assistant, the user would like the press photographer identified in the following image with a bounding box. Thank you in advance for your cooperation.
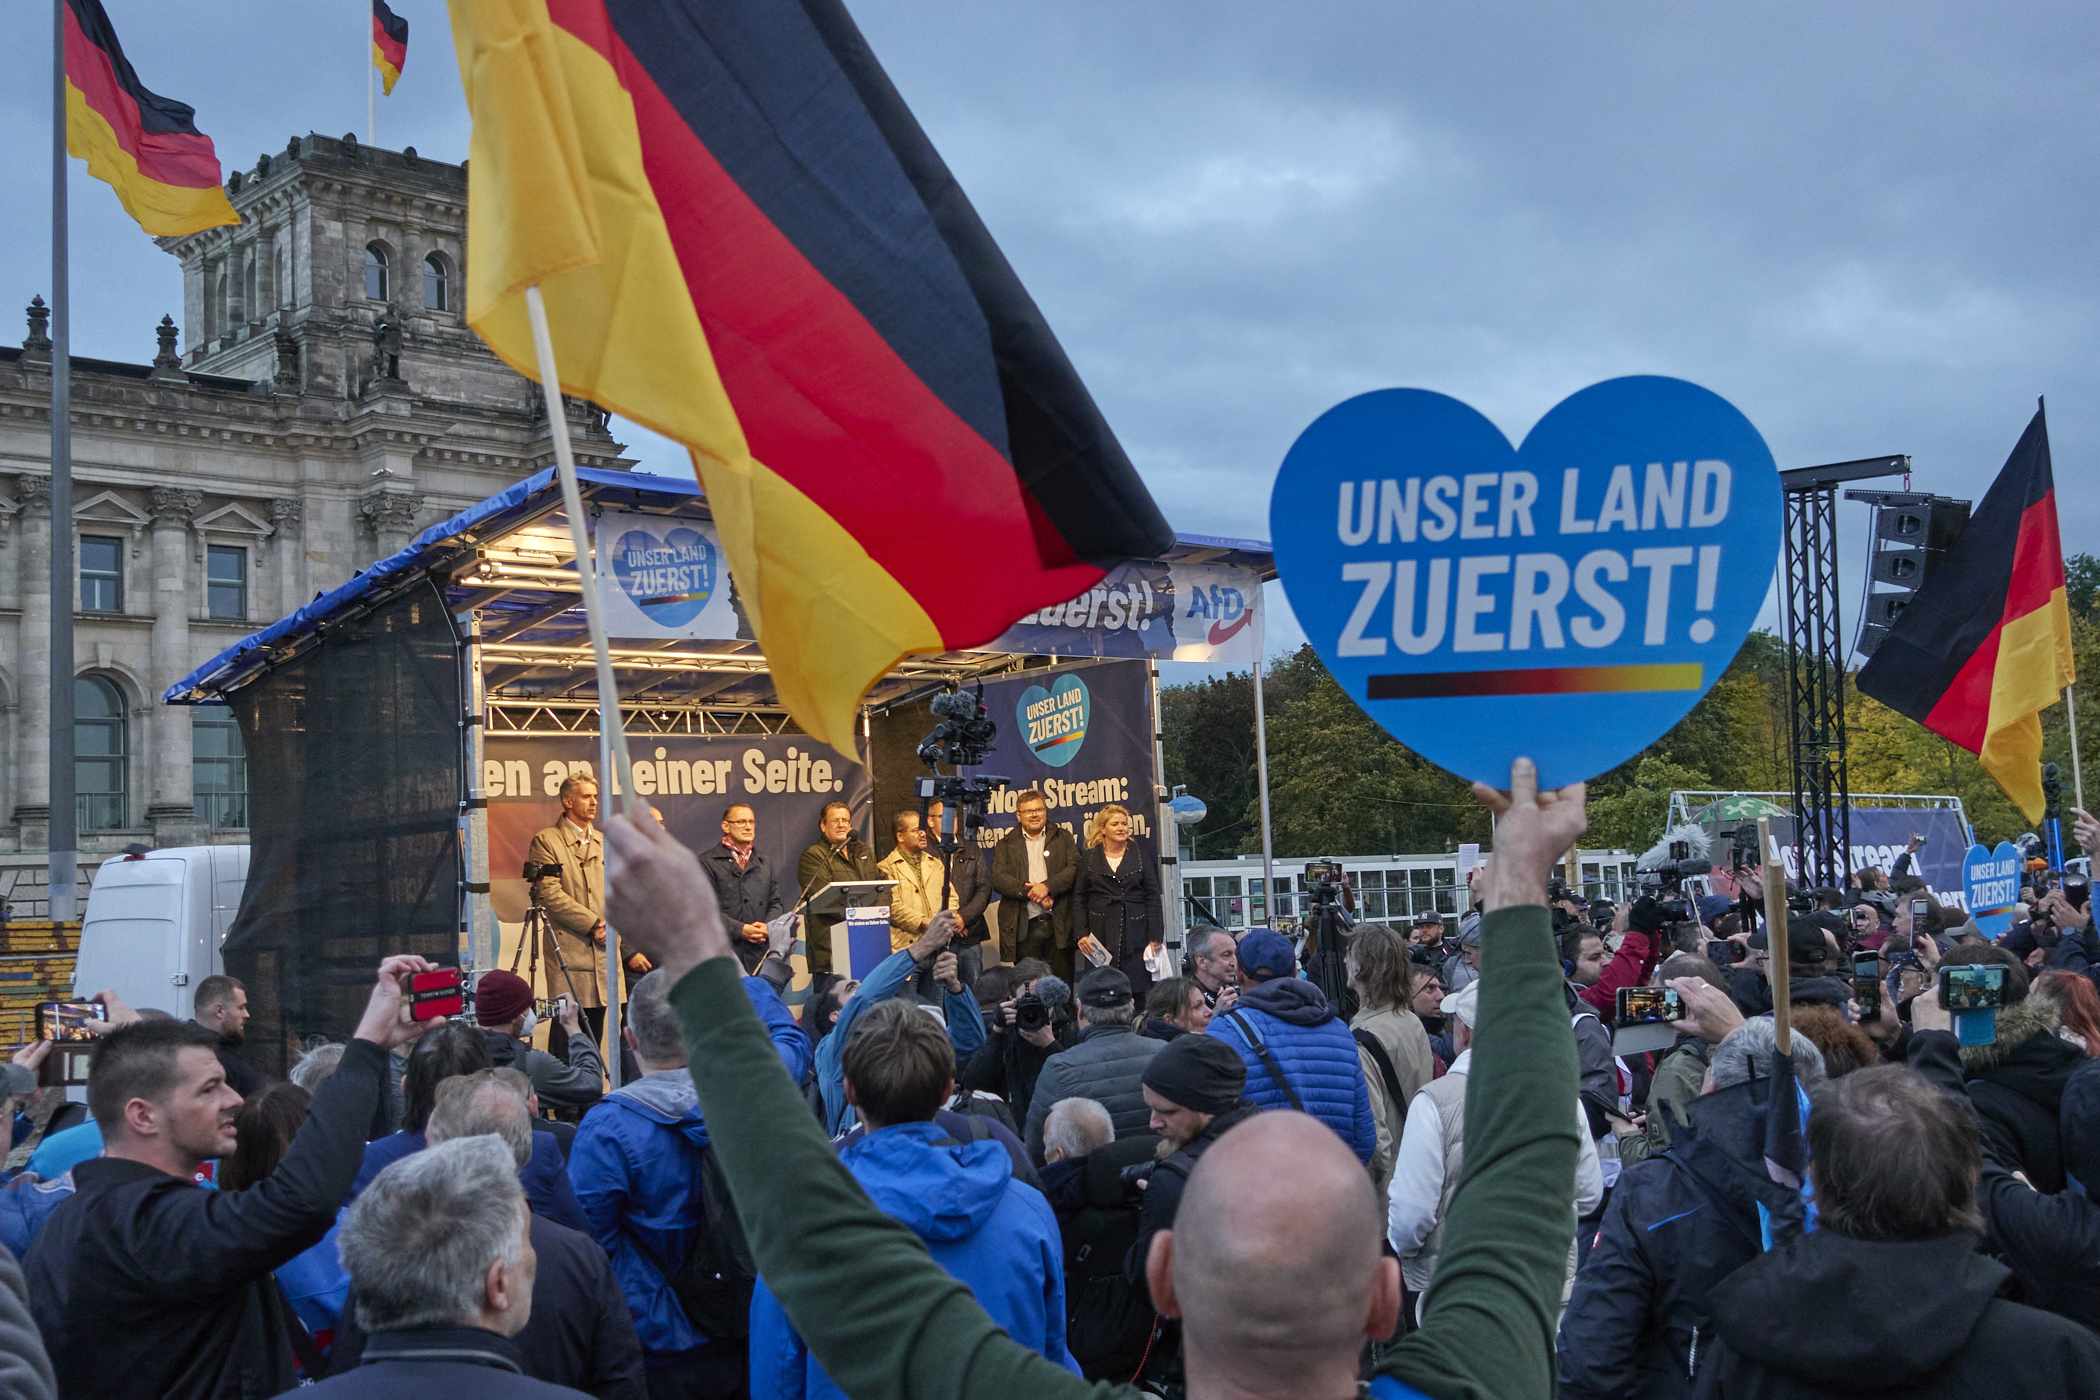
[960,963,1074,1123]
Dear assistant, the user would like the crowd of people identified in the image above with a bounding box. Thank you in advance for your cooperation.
[3,775,2100,1400]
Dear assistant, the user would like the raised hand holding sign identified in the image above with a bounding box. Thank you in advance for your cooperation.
[1270,377,1782,788]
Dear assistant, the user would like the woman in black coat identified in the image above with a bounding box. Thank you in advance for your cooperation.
[1072,804,1165,1006]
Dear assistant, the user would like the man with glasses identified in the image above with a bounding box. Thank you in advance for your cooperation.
[1188,927,1241,1012]
[699,802,785,973]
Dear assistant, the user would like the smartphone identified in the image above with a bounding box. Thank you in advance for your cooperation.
[1939,964,2008,1013]
[1615,986,1683,1028]
[37,1001,105,1042]
[1852,952,1881,1019]
[409,966,465,1020]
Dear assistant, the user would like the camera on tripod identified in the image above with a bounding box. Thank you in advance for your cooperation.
[918,682,999,770]
[1301,859,1353,914]
[522,859,558,882]
[914,683,1008,890]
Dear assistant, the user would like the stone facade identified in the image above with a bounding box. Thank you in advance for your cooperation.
[0,132,629,902]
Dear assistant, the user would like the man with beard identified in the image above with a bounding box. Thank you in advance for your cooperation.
[191,975,262,1098]
[1128,1034,1255,1308]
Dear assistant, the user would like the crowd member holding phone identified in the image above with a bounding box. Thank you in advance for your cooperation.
[25,955,431,1400]
[473,969,605,1116]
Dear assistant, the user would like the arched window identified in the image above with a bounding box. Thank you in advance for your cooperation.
[364,243,389,300]
[193,707,247,829]
[75,676,127,831]
[423,253,449,312]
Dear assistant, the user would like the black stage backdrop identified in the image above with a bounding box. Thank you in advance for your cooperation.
[224,580,462,1076]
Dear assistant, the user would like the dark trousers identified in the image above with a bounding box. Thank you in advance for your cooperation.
[645,1342,748,1400]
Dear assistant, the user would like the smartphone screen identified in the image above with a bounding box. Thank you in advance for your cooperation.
[1852,952,1881,1018]
[1940,964,2007,1012]
[1615,986,1682,1028]
[1911,898,1931,923]
[37,1001,106,1041]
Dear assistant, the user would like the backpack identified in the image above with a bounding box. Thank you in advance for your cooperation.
[1062,1135,1158,1381]
[639,1145,757,1340]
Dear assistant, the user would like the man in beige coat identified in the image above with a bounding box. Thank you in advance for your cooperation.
[527,773,609,1057]
[879,810,958,952]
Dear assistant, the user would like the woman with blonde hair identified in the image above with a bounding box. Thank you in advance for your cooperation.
[1072,802,1165,1004]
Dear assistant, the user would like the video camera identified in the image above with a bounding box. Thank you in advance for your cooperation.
[914,682,1009,908]
[522,859,558,881]
[918,681,999,770]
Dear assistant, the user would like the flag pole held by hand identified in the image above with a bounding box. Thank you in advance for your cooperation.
[524,281,642,1086]
[1758,816,1790,1053]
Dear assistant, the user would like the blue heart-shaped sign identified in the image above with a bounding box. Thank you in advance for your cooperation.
[1270,377,1781,789]
[1017,674,1091,768]
[610,527,716,628]
[1961,841,2022,938]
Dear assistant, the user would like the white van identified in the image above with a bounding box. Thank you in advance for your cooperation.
[71,845,250,1017]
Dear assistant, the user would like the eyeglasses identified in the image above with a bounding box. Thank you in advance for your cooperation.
[725,818,755,827]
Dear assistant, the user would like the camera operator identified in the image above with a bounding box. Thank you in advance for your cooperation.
[959,960,1072,1122]
[473,970,605,1117]
[527,774,610,1057]
[1406,910,1452,967]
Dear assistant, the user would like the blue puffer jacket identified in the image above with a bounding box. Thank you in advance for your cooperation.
[748,1120,1077,1398]
[1208,977,1376,1161]
[570,975,810,1359]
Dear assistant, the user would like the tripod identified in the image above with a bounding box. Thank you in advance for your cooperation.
[512,903,591,1058]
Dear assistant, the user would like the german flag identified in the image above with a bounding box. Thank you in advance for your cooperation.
[373,0,409,96]
[64,0,237,237]
[1857,405,2076,821]
[444,0,1172,753]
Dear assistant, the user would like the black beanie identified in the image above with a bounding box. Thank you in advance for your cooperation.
[1142,1034,1247,1115]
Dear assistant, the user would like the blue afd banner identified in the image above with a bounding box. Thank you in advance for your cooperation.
[1746,807,1973,905]
[1270,378,1782,789]
[1963,842,2023,937]
[973,660,1158,850]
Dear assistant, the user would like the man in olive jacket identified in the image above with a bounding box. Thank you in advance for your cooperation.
[992,789,1078,976]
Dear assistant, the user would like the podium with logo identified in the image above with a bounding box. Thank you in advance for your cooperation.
[808,879,896,980]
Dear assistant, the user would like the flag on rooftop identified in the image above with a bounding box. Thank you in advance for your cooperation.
[443,0,1173,752]
[373,0,410,95]
[63,0,239,237]
[1856,404,2076,821]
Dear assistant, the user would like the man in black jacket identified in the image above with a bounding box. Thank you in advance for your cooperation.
[1127,1034,1254,1307]
[1695,1063,2100,1398]
[329,1073,644,1397]
[698,802,784,973]
[27,954,430,1400]
[1560,1017,1827,1400]
[991,790,1078,977]
[928,801,994,987]
[191,973,263,1098]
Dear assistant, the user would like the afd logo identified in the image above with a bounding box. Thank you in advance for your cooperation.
[611,527,716,627]
[1185,583,1253,647]
[1018,674,1090,768]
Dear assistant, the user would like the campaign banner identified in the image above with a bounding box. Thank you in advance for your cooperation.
[987,561,1263,665]
[1270,378,1783,790]
[1734,807,1974,906]
[1962,841,2023,936]
[482,733,871,981]
[592,508,743,641]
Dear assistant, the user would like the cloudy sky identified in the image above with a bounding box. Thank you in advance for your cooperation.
[3,0,2093,670]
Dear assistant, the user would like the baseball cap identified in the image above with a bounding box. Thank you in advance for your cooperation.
[1075,966,1133,1008]
[1412,909,1445,927]
[1236,929,1297,982]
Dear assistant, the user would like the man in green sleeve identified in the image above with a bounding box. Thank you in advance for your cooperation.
[603,757,1583,1400]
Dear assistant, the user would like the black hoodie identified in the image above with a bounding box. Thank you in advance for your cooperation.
[1697,1229,2100,1398]
[1961,998,2086,1194]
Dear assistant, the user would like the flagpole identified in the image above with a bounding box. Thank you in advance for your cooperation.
[523,282,640,1087]
[1759,817,1789,1054]
[367,49,376,147]
[48,0,77,921]
[2070,685,2086,815]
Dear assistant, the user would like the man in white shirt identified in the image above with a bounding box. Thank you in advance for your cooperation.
[1386,980,1602,1322]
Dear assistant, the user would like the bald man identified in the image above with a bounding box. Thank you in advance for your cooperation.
[599,757,1585,1400]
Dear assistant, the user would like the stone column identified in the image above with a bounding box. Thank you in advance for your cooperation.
[12,476,51,845]
[270,497,303,620]
[147,487,202,843]
[360,488,422,559]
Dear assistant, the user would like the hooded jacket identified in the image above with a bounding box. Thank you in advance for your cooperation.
[1959,997,2085,1194]
[567,976,810,1358]
[1560,1079,1806,1400]
[1208,978,1376,1162]
[481,1027,606,1115]
[749,1121,1075,1399]
[1023,1022,1163,1162]
[1693,1229,2100,1398]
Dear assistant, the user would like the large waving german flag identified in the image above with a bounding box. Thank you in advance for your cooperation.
[445,0,1171,753]
[1857,405,2076,821]
[64,0,238,237]
[373,0,409,96]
